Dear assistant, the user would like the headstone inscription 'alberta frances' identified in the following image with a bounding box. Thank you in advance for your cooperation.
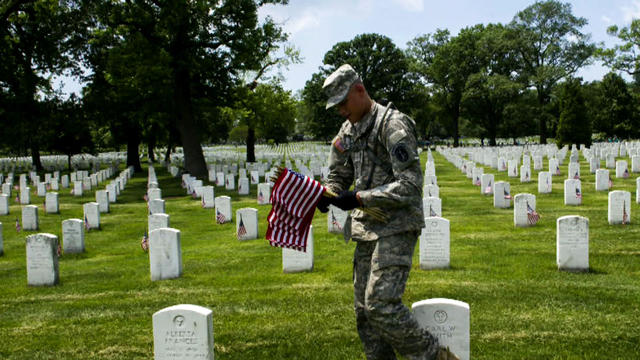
[412,298,470,360]
[419,217,450,270]
[26,233,59,286]
[556,215,589,272]
[152,304,214,360]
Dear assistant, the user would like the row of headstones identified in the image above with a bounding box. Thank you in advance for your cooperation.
[151,298,470,360]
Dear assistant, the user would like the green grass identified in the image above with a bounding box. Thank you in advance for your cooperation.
[0,152,639,359]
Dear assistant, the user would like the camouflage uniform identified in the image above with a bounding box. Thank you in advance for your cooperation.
[325,96,439,359]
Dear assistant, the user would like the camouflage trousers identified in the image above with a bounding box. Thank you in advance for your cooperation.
[353,232,439,360]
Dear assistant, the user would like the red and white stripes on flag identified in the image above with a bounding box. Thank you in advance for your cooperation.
[527,202,540,225]
[266,168,325,252]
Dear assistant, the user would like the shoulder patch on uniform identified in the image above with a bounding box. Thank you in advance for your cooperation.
[332,136,346,153]
[389,129,407,146]
[391,143,410,162]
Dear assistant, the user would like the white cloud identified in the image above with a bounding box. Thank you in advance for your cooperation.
[621,1,640,23]
[392,0,424,12]
[602,15,612,23]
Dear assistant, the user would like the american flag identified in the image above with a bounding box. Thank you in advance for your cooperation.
[503,187,512,199]
[524,172,529,181]
[462,164,467,172]
[331,211,343,231]
[57,242,62,257]
[609,175,613,188]
[15,218,21,232]
[258,190,264,203]
[266,168,325,252]
[15,194,19,203]
[216,210,226,224]
[484,181,492,195]
[573,171,579,179]
[546,176,551,191]
[191,190,197,199]
[623,201,629,225]
[555,165,561,176]
[201,197,205,208]
[526,202,540,225]
[474,176,481,186]
[623,168,629,178]
[237,215,247,239]
[143,194,148,202]
[84,214,90,230]
[181,179,186,188]
[575,187,582,199]
[141,231,149,252]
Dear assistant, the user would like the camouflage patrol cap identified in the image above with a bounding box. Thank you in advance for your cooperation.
[323,64,361,109]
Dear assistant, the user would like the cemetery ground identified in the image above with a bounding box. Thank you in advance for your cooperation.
[1,151,640,360]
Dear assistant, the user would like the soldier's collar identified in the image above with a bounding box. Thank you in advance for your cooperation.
[351,101,378,138]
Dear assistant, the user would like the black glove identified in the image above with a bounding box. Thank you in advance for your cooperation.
[316,196,332,213]
[332,190,361,211]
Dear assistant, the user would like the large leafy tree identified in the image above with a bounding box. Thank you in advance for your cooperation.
[407,25,485,147]
[593,73,636,138]
[600,19,640,77]
[300,33,415,141]
[508,0,595,144]
[86,0,289,177]
[555,77,591,146]
[0,0,89,170]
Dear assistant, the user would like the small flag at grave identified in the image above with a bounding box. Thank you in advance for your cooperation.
[429,205,437,217]
[484,181,492,195]
[623,168,629,178]
[216,210,226,224]
[57,242,62,257]
[573,171,579,180]
[526,202,540,225]
[13,185,18,191]
[623,201,629,225]
[503,188,512,199]
[556,166,561,176]
[191,190,197,199]
[575,187,582,199]
[258,190,264,203]
[181,179,186,188]
[15,194,19,203]
[201,197,205,208]
[15,218,21,232]
[474,176,481,186]
[237,215,247,239]
[331,211,342,231]
[525,172,530,181]
[609,175,613,188]
[143,194,148,202]
[84,215,90,231]
[141,231,149,252]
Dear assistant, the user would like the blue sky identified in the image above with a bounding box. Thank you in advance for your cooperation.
[57,0,640,97]
[256,0,640,94]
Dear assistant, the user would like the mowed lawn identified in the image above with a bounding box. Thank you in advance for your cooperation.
[1,150,639,360]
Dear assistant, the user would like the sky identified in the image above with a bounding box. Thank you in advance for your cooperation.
[57,0,640,97]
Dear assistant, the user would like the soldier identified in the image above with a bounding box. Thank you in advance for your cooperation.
[317,64,459,360]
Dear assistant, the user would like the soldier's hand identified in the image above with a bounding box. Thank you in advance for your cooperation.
[333,190,362,211]
[316,196,332,213]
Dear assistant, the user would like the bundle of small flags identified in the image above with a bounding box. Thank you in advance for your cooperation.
[141,231,149,252]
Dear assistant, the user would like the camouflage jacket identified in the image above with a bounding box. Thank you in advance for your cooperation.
[326,101,424,241]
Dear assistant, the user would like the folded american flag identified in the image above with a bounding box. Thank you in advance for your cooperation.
[266,168,325,252]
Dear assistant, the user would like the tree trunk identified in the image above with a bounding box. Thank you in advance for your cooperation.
[246,125,256,163]
[127,134,142,172]
[164,144,172,165]
[537,88,548,144]
[148,138,156,163]
[31,146,43,172]
[452,102,460,147]
[67,153,72,172]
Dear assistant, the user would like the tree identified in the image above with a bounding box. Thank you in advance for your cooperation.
[0,0,89,170]
[555,77,591,146]
[407,26,485,146]
[299,73,344,141]
[508,0,595,144]
[592,73,636,139]
[600,19,640,76]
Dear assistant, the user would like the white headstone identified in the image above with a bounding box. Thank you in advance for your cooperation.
[507,160,518,177]
[238,177,249,195]
[589,157,599,174]
[519,165,531,183]
[37,182,46,197]
[215,196,232,224]
[201,186,215,208]
[615,160,630,178]
[215,172,224,187]
[225,174,235,190]
[493,181,511,208]
[608,190,631,225]
[282,226,314,273]
[20,186,30,204]
[50,179,59,191]
[26,233,59,286]
[637,177,640,204]
[327,205,348,234]
[96,190,109,213]
[62,219,85,254]
[73,181,83,196]
[236,208,258,240]
[424,175,438,186]
[595,169,610,191]
[107,183,117,203]
[152,304,214,360]
[533,156,543,171]
[632,156,640,173]
[250,170,259,185]
[149,228,183,281]
[419,217,450,270]
[1,183,10,197]
[556,215,589,272]
[257,183,271,205]
[22,205,38,230]
[481,174,494,195]
[423,184,440,199]
[538,171,552,194]
[149,199,166,215]
[83,202,100,230]
[149,213,170,232]
[412,298,470,360]
[61,175,69,188]
[471,167,483,185]
[564,179,582,206]
[423,197,442,218]
[514,193,538,227]
[45,192,59,214]
[0,222,3,256]
[148,188,162,201]
[0,194,9,215]
[606,154,615,169]
[568,162,580,179]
